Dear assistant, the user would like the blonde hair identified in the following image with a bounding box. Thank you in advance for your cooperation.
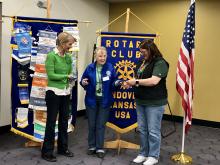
[95,46,107,56]
[56,32,76,46]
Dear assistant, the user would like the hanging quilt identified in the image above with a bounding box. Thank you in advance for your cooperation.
[11,16,78,142]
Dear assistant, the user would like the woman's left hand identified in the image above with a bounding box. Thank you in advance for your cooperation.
[82,78,89,86]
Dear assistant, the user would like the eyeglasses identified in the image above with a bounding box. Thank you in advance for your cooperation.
[140,49,148,54]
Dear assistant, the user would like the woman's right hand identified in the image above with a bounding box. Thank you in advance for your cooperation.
[68,74,74,81]
[82,78,89,86]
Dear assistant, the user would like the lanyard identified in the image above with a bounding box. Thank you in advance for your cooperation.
[96,66,102,94]
[137,60,149,79]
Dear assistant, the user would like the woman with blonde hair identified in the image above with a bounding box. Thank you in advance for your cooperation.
[41,32,76,162]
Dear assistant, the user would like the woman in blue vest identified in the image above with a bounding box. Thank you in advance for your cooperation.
[125,39,169,165]
[80,46,121,158]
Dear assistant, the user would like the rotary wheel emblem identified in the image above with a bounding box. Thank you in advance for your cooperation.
[115,60,136,81]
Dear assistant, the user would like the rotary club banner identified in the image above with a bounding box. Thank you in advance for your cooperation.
[99,32,157,133]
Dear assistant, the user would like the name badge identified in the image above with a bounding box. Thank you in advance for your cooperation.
[103,76,109,81]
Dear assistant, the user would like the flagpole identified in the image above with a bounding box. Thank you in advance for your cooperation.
[172,0,195,163]
[171,112,192,164]
[181,113,186,153]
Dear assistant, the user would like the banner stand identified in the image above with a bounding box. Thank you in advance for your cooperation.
[25,141,58,148]
[25,141,42,147]
[104,132,139,155]
[105,9,139,154]
[97,8,160,154]
[25,0,51,148]
[18,2,50,148]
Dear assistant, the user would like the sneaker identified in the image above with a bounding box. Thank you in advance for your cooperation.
[133,155,147,163]
[87,148,96,155]
[143,157,158,165]
[96,149,105,158]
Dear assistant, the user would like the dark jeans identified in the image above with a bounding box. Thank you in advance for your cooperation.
[86,96,110,150]
[41,90,70,155]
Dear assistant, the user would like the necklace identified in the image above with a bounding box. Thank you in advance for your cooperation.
[137,60,148,79]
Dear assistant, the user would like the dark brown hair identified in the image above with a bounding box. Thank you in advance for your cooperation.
[139,39,163,62]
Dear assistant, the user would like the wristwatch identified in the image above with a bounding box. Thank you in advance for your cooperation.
[135,80,139,87]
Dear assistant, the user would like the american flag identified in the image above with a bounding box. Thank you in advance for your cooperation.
[176,0,195,133]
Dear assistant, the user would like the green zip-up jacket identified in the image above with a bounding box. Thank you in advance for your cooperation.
[45,50,72,89]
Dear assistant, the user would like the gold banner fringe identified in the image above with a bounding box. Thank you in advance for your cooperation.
[11,128,40,142]
[106,122,138,134]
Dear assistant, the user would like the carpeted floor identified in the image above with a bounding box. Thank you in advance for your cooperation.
[0,115,220,165]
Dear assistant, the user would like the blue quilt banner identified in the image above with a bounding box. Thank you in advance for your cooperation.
[11,16,78,141]
[15,32,32,57]
[100,32,157,133]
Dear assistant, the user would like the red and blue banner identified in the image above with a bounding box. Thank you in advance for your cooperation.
[100,32,157,133]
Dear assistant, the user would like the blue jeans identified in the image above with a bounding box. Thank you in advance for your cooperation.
[86,97,110,150]
[136,104,165,158]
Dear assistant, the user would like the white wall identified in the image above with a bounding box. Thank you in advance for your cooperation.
[0,0,109,126]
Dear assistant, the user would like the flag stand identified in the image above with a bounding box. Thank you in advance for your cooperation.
[171,115,192,164]
[171,153,192,164]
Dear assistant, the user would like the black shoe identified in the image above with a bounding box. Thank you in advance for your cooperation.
[96,150,105,158]
[57,149,74,157]
[41,153,57,162]
[87,149,96,155]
